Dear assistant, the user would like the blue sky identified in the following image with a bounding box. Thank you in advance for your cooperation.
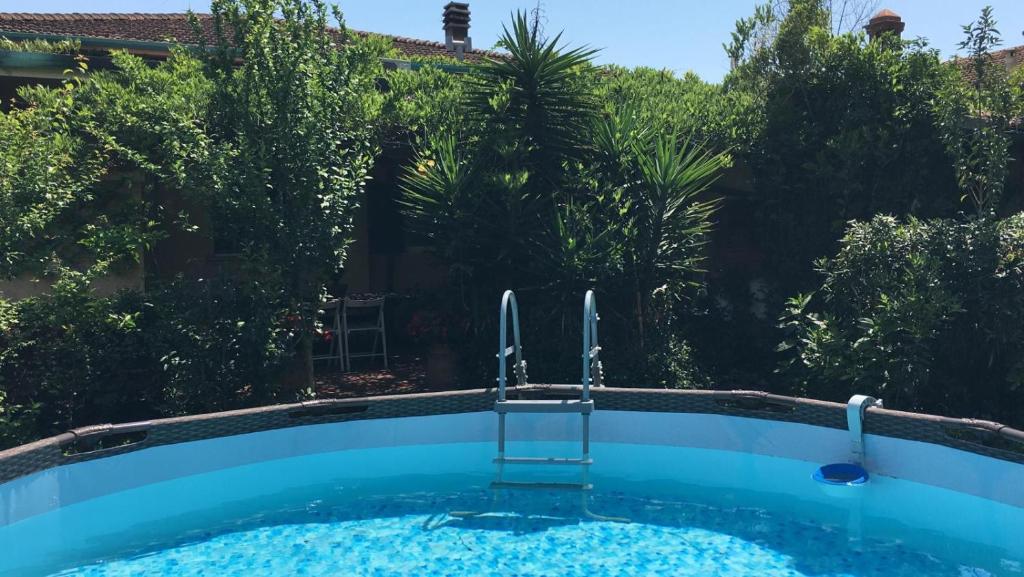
[9,1,1024,81]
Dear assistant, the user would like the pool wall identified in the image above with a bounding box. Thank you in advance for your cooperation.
[2,386,1023,528]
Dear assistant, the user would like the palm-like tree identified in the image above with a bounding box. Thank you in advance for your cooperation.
[401,12,729,385]
[466,11,599,181]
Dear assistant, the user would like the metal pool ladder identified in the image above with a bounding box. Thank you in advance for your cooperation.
[491,289,603,492]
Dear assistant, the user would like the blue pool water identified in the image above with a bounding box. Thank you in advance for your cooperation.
[3,441,1022,576]
[52,490,1022,577]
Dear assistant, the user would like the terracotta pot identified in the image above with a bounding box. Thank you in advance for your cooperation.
[425,343,456,387]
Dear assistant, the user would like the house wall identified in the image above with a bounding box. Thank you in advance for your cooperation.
[0,267,144,300]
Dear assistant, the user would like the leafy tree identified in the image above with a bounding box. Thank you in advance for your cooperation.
[466,11,599,173]
[0,42,310,446]
[726,0,879,48]
[723,3,780,71]
[588,105,727,379]
[726,0,962,292]
[197,0,386,389]
[401,12,599,326]
[0,0,391,446]
[934,6,1022,216]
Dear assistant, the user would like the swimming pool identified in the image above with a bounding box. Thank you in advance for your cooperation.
[1,388,1022,576]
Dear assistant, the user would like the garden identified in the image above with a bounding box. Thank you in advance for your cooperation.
[1,0,1023,451]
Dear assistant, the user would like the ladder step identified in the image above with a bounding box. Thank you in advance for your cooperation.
[494,456,593,466]
[490,481,593,491]
[495,399,594,414]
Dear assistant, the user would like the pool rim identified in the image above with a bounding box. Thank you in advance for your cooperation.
[2,386,1022,487]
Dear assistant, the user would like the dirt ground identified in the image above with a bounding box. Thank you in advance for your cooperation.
[313,354,455,398]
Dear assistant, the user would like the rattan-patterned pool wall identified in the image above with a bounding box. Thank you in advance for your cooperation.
[1,386,1022,485]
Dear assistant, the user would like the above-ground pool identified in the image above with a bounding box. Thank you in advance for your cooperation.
[1,388,1022,576]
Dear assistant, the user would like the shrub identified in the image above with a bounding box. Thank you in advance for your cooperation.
[0,274,156,442]
[142,276,293,415]
[778,214,1024,425]
[0,275,292,449]
[0,389,38,449]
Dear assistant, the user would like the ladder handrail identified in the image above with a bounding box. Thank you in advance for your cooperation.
[497,290,524,402]
[489,289,628,522]
[582,290,601,402]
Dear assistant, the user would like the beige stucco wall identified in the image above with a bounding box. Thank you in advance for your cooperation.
[0,263,144,300]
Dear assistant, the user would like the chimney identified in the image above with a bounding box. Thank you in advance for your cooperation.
[443,2,472,60]
[865,9,905,40]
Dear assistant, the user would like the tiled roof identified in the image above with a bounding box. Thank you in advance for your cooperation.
[0,12,501,63]
[954,44,1024,85]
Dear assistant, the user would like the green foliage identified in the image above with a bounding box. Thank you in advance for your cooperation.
[0,386,37,449]
[723,3,780,80]
[0,62,108,278]
[380,61,470,146]
[137,277,293,414]
[0,36,80,54]
[79,50,217,195]
[6,0,1024,446]
[631,132,723,281]
[201,0,382,273]
[712,2,1024,406]
[402,13,602,295]
[0,50,214,283]
[0,274,156,443]
[678,1,1024,409]
[0,0,392,445]
[778,215,1024,425]
[596,67,758,148]
[589,113,728,383]
[467,11,599,168]
[399,134,480,267]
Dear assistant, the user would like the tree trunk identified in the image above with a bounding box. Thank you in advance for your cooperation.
[288,268,319,398]
[635,286,646,373]
[299,324,315,393]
